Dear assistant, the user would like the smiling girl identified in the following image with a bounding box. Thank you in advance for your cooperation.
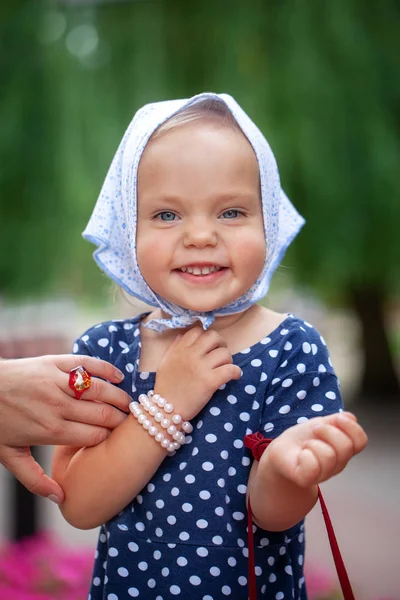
[52,93,367,600]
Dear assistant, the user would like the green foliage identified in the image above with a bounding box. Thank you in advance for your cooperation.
[258,1,400,298]
[1,0,399,302]
[0,2,65,296]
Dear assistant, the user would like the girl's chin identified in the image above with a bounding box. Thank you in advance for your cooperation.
[160,297,228,313]
[177,303,225,313]
[153,290,239,313]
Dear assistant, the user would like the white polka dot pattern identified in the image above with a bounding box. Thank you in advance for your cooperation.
[74,313,342,599]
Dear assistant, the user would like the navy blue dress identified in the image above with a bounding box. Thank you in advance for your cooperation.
[72,313,342,600]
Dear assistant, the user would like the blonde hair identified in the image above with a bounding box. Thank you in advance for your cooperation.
[150,98,242,141]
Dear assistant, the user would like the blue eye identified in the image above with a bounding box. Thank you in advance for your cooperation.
[156,211,178,222]
[221,209,241,219]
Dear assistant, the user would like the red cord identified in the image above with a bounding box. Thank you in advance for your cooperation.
[244,433,355,600]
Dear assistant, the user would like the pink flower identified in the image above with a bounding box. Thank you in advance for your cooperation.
[304,563,339,599]
[0,532,93,600]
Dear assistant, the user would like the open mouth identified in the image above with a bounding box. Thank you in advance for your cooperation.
[177,265,222,276]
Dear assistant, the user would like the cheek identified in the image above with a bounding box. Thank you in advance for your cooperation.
[136,228,156,281]
[136,227,173,287]
[237,233,266,277]
[136,249,150,284]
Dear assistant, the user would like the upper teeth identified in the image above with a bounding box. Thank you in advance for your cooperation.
[180,266,221,275]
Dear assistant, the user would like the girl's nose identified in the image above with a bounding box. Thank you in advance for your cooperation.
[182,219,218,248]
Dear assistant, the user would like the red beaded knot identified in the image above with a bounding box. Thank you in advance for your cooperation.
[244,432,273,461]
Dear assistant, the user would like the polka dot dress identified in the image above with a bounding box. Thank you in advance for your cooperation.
[73,313,342,600]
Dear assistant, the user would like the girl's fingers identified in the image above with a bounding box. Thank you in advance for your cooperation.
[317,412,357,428]
[206,346,233,369]
[336,411,357,422]
[294,448,322,487]
[195,329,228,354]
[178,326,206,347]
[324,413,368,455]
[212,363,242,389]
[311,422,356,470]
[300,438,338,483]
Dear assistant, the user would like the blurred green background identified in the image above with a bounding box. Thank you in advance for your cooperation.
[1,2,400,598]
[1,0,399,402]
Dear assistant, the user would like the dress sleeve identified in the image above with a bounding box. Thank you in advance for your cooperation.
[71,323,113,361]
[260,322,343,438]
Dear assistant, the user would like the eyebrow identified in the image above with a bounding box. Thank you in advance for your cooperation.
[143,192,260,206]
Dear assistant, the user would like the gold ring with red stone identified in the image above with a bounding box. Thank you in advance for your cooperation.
[68,366,92,399]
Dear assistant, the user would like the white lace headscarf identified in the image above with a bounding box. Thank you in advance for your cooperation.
[83,92,305,331]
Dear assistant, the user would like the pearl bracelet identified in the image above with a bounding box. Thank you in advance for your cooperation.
[129,401,181,453]
[138,395,186,445]
[146,390,194,434]
[129,391,194,453]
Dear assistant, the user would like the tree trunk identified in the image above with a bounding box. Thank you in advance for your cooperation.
[12,450,39,540]
[350,286,400,404]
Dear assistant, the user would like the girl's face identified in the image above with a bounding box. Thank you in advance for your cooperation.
[136,120,266,313]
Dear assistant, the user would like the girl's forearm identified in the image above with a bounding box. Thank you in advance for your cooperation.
[247,459,318,532]
[53,415,168,529]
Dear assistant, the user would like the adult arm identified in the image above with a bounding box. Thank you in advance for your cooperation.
[0,354,131,503]
[52,327,241,529]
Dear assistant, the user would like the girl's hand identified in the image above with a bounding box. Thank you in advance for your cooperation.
[261,412,368,488]
[154,326,242,420]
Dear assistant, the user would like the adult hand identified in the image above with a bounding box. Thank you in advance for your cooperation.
[0,354,131,503]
